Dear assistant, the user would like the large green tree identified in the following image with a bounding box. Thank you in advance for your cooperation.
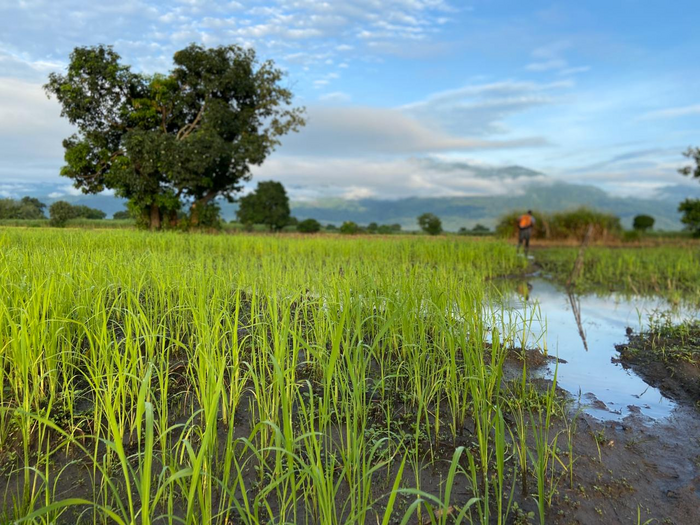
[236,180,291,232]
[45,44,305,230]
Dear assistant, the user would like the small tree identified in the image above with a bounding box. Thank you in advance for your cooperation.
[297,218,321,233]
[325,223,337,231]
[472,223,489,233]
[49,200,77,227]
[632,214,654,232]
[236,181,291,232]
[340,221,359,235]
[417,213,442,235]
[679,199,700,237]
[366,222,378,233]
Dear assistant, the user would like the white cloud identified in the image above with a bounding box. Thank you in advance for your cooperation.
[252,156,548,200]
[525,59,567,72]
[641,104,700,120]
[319,91,351,102]
[0,78,74,182]
[279,106,546,157]
[558,66,591,76]
[401,80,571,137]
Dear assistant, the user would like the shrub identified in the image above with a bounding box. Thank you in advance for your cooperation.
[297,218,321,233]
[496,208,622,241]
[366,222,378,233]
[339,221,359,234]
[622,230,642,243]
[632,214,654,232]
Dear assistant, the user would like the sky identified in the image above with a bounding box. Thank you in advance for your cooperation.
[0,0,699,201]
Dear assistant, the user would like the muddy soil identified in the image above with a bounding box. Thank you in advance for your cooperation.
[544,406,700,525]
[615,325,700,406]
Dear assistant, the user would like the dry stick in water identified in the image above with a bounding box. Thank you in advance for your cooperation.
[566,224,594,288]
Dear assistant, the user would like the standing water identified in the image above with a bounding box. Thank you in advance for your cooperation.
[505,278,698,420]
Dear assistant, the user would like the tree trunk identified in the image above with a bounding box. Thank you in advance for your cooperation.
[150,204,161,231]
[189,191,218,228]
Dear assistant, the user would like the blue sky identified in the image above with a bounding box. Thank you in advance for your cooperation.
[1,0,699,201]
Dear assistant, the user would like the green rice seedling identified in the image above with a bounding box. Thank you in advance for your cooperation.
[0,228,583,524]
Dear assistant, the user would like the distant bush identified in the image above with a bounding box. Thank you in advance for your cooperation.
[297,218,321,233]
[325,224,337,231]
[622,230,642,243]
[340,221,359,235]
[366,222,379,233]
[472,223,490,233]
[496,207,622,241]
[632,214,654,231]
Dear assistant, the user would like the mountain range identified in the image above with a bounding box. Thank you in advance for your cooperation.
[15,164,700,231]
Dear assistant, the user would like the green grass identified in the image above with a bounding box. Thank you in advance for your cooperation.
[0,218,136,229]
[536,246,700,300]
[0,229,575,524]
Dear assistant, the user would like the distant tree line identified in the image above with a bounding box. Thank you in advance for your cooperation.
[0,197,47,220]
[0,196,106,226]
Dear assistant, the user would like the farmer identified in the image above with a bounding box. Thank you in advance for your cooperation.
[517,210,535,255]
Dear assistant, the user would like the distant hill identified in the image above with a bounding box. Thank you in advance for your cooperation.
[17,167,700,231]
[277,181,694,231]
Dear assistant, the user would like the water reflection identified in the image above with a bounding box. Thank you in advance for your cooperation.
[497,278,698,420]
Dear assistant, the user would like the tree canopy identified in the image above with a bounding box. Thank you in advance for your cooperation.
[632,214,654,231]
[679,147,700,180]
[417,213,442,235]
[0,197,46,220]
[45,44,305,230]
[236,180,291,231]
[679,199,700,237]
[297,218,321,233]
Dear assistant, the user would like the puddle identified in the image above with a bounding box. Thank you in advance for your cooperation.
[504,278,699,421]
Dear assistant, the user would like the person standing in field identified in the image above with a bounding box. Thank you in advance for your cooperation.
[517,210,535,256]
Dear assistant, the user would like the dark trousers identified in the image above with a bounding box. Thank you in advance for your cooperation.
[518,227,531,253]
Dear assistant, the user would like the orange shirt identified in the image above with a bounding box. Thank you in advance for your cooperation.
[518,214,533,229]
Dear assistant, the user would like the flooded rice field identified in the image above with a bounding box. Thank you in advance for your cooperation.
[506,278,698,421]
